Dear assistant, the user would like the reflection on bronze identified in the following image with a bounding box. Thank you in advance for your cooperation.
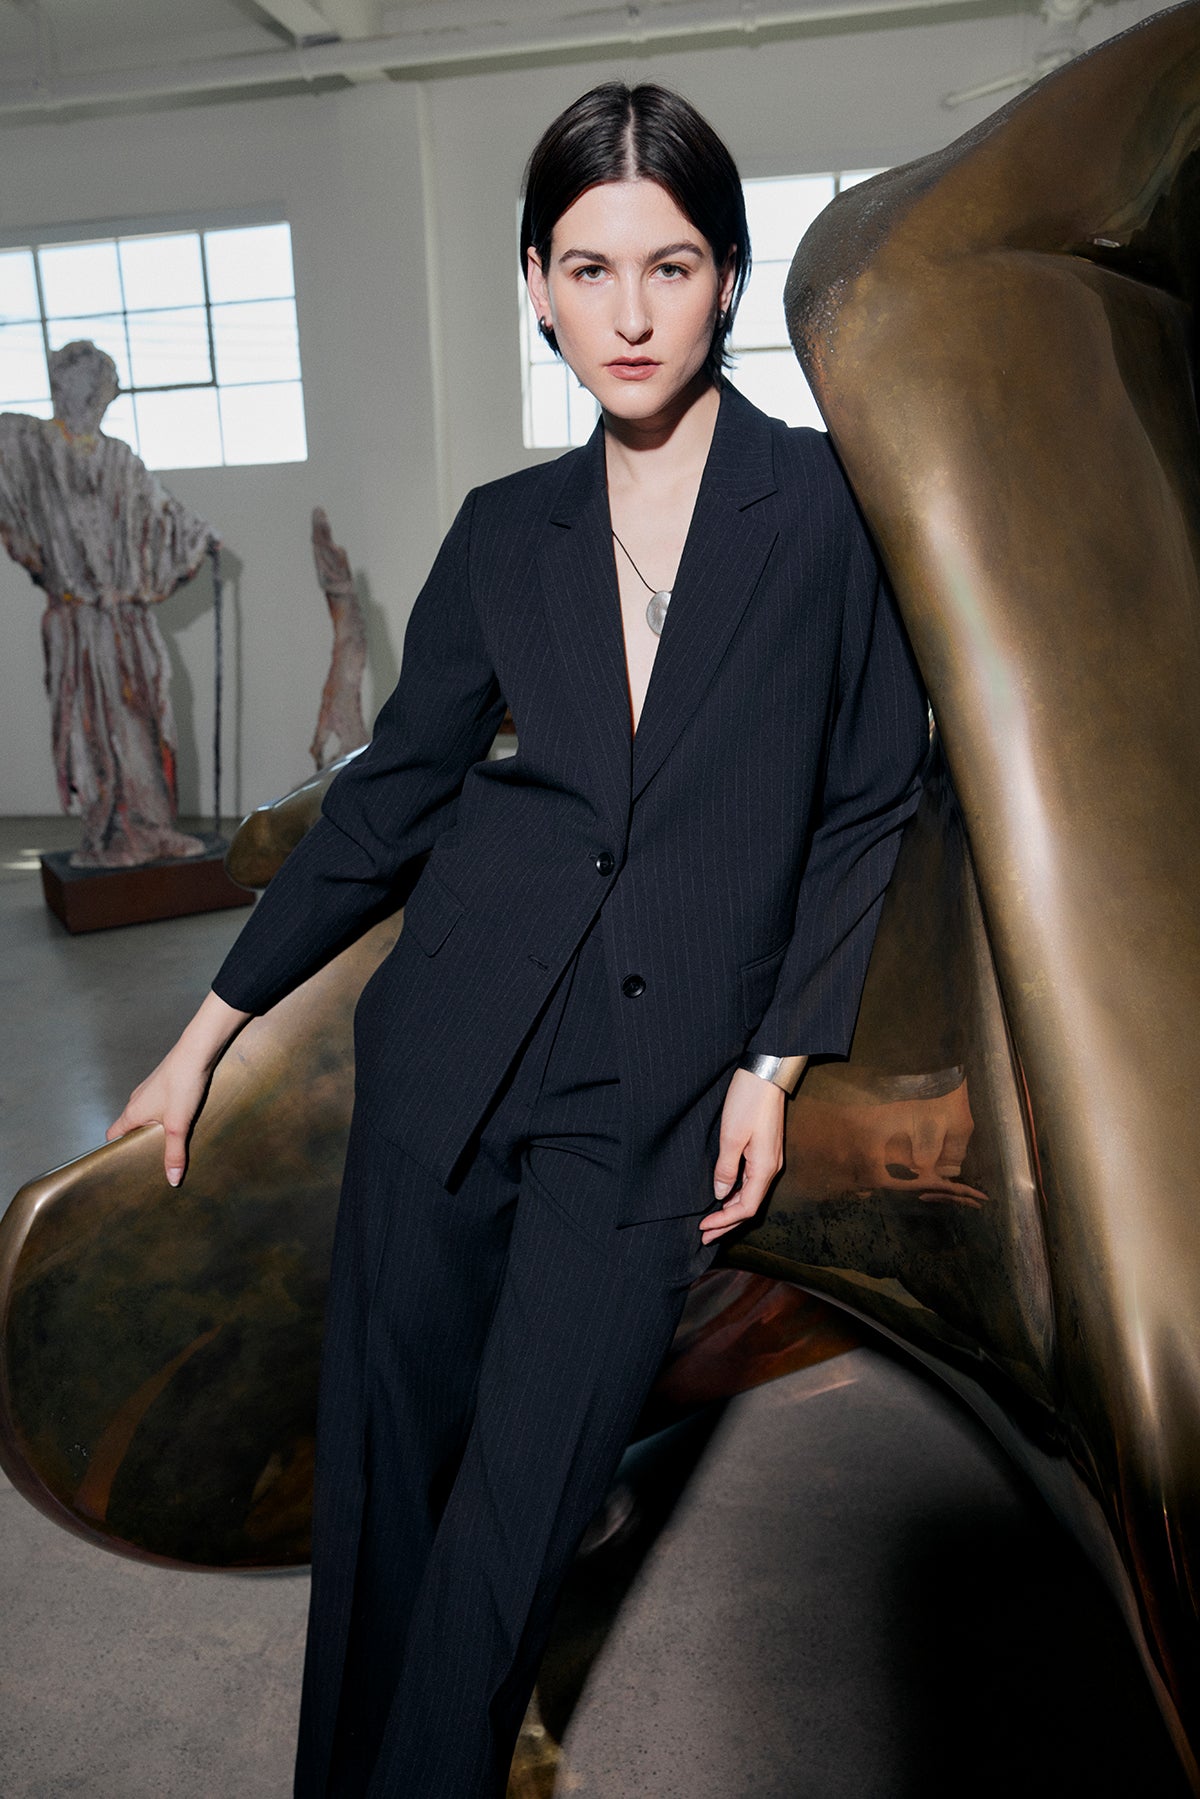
[738,0,1199,1782]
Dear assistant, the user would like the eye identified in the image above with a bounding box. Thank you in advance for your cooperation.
[655,262,689,279]
[571,263,607,282]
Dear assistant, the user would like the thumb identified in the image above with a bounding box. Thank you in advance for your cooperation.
[713,1146,742,1200]
[163,1123,189,1188]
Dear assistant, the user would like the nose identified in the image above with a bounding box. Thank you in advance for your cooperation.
[614,274,651,346]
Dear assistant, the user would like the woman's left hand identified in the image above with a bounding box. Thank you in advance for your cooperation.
[700,1067,787,1244]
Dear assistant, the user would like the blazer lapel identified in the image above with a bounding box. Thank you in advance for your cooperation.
[535,384,780,826]
[536,422,633,830]
[630,383,779,802]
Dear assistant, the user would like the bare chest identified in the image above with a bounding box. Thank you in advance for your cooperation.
[610,498,696,736]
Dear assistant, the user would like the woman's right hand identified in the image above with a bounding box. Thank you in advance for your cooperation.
[106,989,251,1186]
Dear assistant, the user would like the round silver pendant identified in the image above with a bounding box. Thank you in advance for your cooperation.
[645,589,671,636]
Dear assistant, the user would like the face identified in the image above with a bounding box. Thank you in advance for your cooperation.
[526,178,735,425]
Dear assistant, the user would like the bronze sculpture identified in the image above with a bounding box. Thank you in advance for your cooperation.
[2,0,1199,1786]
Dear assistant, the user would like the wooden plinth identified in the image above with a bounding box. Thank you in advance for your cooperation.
[40,835,255,934]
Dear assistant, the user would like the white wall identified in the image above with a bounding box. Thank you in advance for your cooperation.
[0,0,1156,816]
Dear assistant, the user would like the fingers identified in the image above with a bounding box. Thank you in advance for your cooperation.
[105,1087,193,1187]
[701,1151,782,1241]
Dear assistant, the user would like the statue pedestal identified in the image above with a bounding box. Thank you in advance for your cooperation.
[40,835,255,934]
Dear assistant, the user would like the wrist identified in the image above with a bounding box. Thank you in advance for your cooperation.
[179,990,251,1072]
[737,1053,807,1095]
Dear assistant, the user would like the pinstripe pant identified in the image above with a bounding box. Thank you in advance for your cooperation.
[294,920,720,1798]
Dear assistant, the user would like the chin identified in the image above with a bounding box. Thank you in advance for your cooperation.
[595,372,691,420]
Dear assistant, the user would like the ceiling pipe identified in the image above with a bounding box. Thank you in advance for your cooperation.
[0,0,994,118]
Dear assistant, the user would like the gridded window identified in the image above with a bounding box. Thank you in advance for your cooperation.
[728,171,884,429]
[0,221,307,469]
[519,170,886,450]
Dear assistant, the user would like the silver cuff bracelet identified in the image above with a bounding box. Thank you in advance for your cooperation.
[737,1053,807,1095]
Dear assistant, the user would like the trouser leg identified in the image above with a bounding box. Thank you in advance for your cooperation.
[297,1111,523,1799]
[366,1174,709,1799]
[298,928,600,1797]
[365,926,718,1798]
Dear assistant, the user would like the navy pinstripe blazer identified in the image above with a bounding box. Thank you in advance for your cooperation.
[213,383,928,1226]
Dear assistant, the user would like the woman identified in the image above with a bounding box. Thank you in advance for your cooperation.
[109,82,928,1799]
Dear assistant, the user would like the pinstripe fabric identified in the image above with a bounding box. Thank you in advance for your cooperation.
[297,923,718,1798]
[212,381,929,1230]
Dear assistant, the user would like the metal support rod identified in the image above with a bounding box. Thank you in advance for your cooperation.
[209,540,223,840]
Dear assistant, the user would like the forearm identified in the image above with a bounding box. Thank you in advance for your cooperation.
[177,988,252,1073]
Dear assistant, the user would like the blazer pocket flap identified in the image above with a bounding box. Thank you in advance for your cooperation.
[739,939,789,1031]
[402,869,464,956]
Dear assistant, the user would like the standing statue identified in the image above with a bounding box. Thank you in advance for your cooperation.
[0,340,218,868]
[309,506,367,771]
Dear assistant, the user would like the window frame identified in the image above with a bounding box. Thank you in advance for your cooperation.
[0,204,308,470]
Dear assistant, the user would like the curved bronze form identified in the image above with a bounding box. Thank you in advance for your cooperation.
[0,780,856,1566]
[755,0,1200,1778]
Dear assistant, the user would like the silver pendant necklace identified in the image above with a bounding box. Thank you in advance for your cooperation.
[611,528,672,636]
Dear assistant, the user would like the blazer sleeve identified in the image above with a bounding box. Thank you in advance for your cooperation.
[211,488,506,1016]
[745,519,929,1062]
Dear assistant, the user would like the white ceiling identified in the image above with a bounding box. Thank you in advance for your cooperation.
[0,0,1018,116]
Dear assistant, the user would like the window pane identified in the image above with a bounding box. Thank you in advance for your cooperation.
[0,250,39,322]
[47,315,131,390]
[204,223,295,303]
[528,362,570,448]
[0,396,53,421]
[729,260,789,351]
[566,376,599,447]
[134,386,223,470]
[39,241,124,318]
[0,323,49,401]
[127,307,211,387]
[729,349,825,431]
[102,392,139,453]
[119,233,205,311]
[218,380,307,464]
[211,298,300,386]
[744,176,835,264]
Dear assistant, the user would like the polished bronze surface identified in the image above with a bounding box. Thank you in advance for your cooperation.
[222,749,357,890]
[766,0,1200,1779]
[0,915,394,1567]
[0,797,859,1566]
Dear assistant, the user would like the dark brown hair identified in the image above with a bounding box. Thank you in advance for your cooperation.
[520,82,751,384]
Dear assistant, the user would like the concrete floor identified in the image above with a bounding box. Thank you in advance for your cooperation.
[0,816,1191,1797]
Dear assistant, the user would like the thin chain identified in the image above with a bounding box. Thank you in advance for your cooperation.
[611,528,663,597]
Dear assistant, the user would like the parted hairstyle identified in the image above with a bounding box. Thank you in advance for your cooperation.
[520,82,751,384]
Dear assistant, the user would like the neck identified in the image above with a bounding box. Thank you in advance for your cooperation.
[602,374,721,493]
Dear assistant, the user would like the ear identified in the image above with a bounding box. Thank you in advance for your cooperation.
[526,246,551,326]
[718,246,738,316]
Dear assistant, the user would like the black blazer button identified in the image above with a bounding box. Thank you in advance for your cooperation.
[621,972,646,998]
[594,851,615,876]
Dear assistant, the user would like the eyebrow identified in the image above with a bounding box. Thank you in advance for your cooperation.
[556,240,707,265]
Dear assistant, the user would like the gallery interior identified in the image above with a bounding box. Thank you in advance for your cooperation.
[1,1,1196,1795]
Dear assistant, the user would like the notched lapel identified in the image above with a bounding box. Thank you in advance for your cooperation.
[631,386,779,801]
[536,425,633,829]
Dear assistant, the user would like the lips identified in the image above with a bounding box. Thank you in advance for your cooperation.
[606,359,660,380]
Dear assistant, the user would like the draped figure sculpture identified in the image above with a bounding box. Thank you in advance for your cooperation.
[0,339,217,867]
